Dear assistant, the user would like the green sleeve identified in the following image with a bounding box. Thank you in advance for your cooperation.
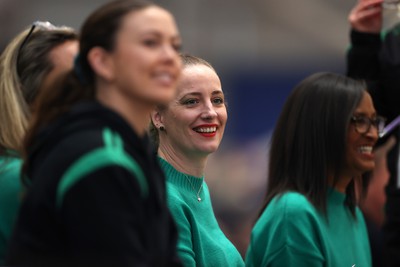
[167,187,196,267]
[268,245,324,267]
[250,194,325,266]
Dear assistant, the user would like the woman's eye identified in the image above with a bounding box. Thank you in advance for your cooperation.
[143,39,159,47]
[213,98,224,105]
[183,99,198,105]
[172,42,182,52]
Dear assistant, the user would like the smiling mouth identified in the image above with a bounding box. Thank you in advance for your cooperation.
[358,146,373,155]
[154,72,176,85]
[193,126,217,133]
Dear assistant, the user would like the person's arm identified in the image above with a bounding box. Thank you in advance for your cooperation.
[247,195,325,267]
[60,166,151,267]
[347,0,382,80]
[346,0,390,118]
[265,211,324,267]
[167,192,196,267]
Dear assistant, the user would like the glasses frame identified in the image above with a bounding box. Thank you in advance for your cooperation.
[17,21,64,64]
[350,115,386,135]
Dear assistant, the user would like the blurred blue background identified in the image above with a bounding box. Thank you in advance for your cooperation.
[3,0,396,257]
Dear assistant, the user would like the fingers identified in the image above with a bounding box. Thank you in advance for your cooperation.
[374,136,397,159]
[381,136,397,155]
[349,0,383,32]
[350,0,383,19]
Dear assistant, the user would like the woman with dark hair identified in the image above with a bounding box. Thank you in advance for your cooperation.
[6,0,183,266]
[0,21,78,265]
[245,72,383,267]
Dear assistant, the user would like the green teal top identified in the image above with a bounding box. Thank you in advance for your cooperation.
[159,157,244,267]
[0,153,23,265]
[245,190,372,267]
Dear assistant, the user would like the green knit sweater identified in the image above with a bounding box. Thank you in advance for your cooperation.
[0,153,23,265]
[159,157,244,267]
[245,190,371,267]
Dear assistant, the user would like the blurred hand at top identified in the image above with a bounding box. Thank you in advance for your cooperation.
[349,0,384,33]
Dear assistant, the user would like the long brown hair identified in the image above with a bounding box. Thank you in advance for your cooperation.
[261,72,366,217]
[23,0,155,177]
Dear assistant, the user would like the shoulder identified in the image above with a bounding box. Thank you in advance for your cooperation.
[0,156,23,193]
[249,192,325,265]
[57,129,148,207]
[257,192,320,232]
[166,182,189,214]
[0,155,22,174]
[269,192,315,215]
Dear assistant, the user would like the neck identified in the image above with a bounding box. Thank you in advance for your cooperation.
[96,84,153,137]
[158,144,207,178]
[328,174,353,193]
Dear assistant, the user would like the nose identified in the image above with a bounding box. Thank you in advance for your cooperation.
[161,44,179,61]
[201,103,217,120]
[365,124,379,141]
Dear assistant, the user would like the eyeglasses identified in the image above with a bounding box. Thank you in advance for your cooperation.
[18,21,59,58]
[383,0,400,9]
[350,115,386,135]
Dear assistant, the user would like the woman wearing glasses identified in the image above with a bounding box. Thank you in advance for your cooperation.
[245,72,382,267]
[6,0,182,266]
[0,22,78,265]
[347,1,400,266]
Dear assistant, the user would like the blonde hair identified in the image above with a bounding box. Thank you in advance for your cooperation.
[0,24,77,154]
[0,29,30,153]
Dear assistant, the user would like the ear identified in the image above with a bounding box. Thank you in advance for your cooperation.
[151,109,164,128]
[87,47,115,81]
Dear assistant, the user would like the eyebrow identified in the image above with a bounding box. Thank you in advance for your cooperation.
[352,111,376,117]
[140,30,181,41]
[182,90,224,97]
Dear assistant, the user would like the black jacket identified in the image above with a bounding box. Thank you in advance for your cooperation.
[347,28,400,267]
[6,101,181,267]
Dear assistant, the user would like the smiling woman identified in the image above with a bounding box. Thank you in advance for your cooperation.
[245,72,376,267]
[150,54,244,267]
[5,1,183,266]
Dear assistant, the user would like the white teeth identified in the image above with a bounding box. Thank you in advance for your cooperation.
[195,127,216,133]
[155,73,173,83]
[358,146,373,154]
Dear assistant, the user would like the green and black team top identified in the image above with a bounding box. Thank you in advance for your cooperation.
[6,101,181,267]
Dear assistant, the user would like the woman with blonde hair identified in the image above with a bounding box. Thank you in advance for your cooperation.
[151,54,244,267]
[0,21,78,265]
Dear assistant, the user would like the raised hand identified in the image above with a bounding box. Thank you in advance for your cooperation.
[349,0,384,33]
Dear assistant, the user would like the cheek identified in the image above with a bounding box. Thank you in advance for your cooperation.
[116,46,146,71]
[346,129,359,149]
[219,109,228,125]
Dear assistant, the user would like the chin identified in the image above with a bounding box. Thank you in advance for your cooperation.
[359,163,375,174]
[197,146,219,155]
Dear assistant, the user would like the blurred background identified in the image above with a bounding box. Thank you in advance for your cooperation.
[2,0,398,257]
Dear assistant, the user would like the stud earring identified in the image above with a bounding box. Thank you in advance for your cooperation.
[159,126,165,131]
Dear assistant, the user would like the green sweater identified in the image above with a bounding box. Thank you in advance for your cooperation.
[246,190,371,267]
[159,157,244,267]
[0,154,23,265]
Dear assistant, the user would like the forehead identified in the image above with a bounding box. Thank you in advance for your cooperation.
[119,6,178,36]
[49,40,79,68]
[353,91,375,115]
[177,65,222,95]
